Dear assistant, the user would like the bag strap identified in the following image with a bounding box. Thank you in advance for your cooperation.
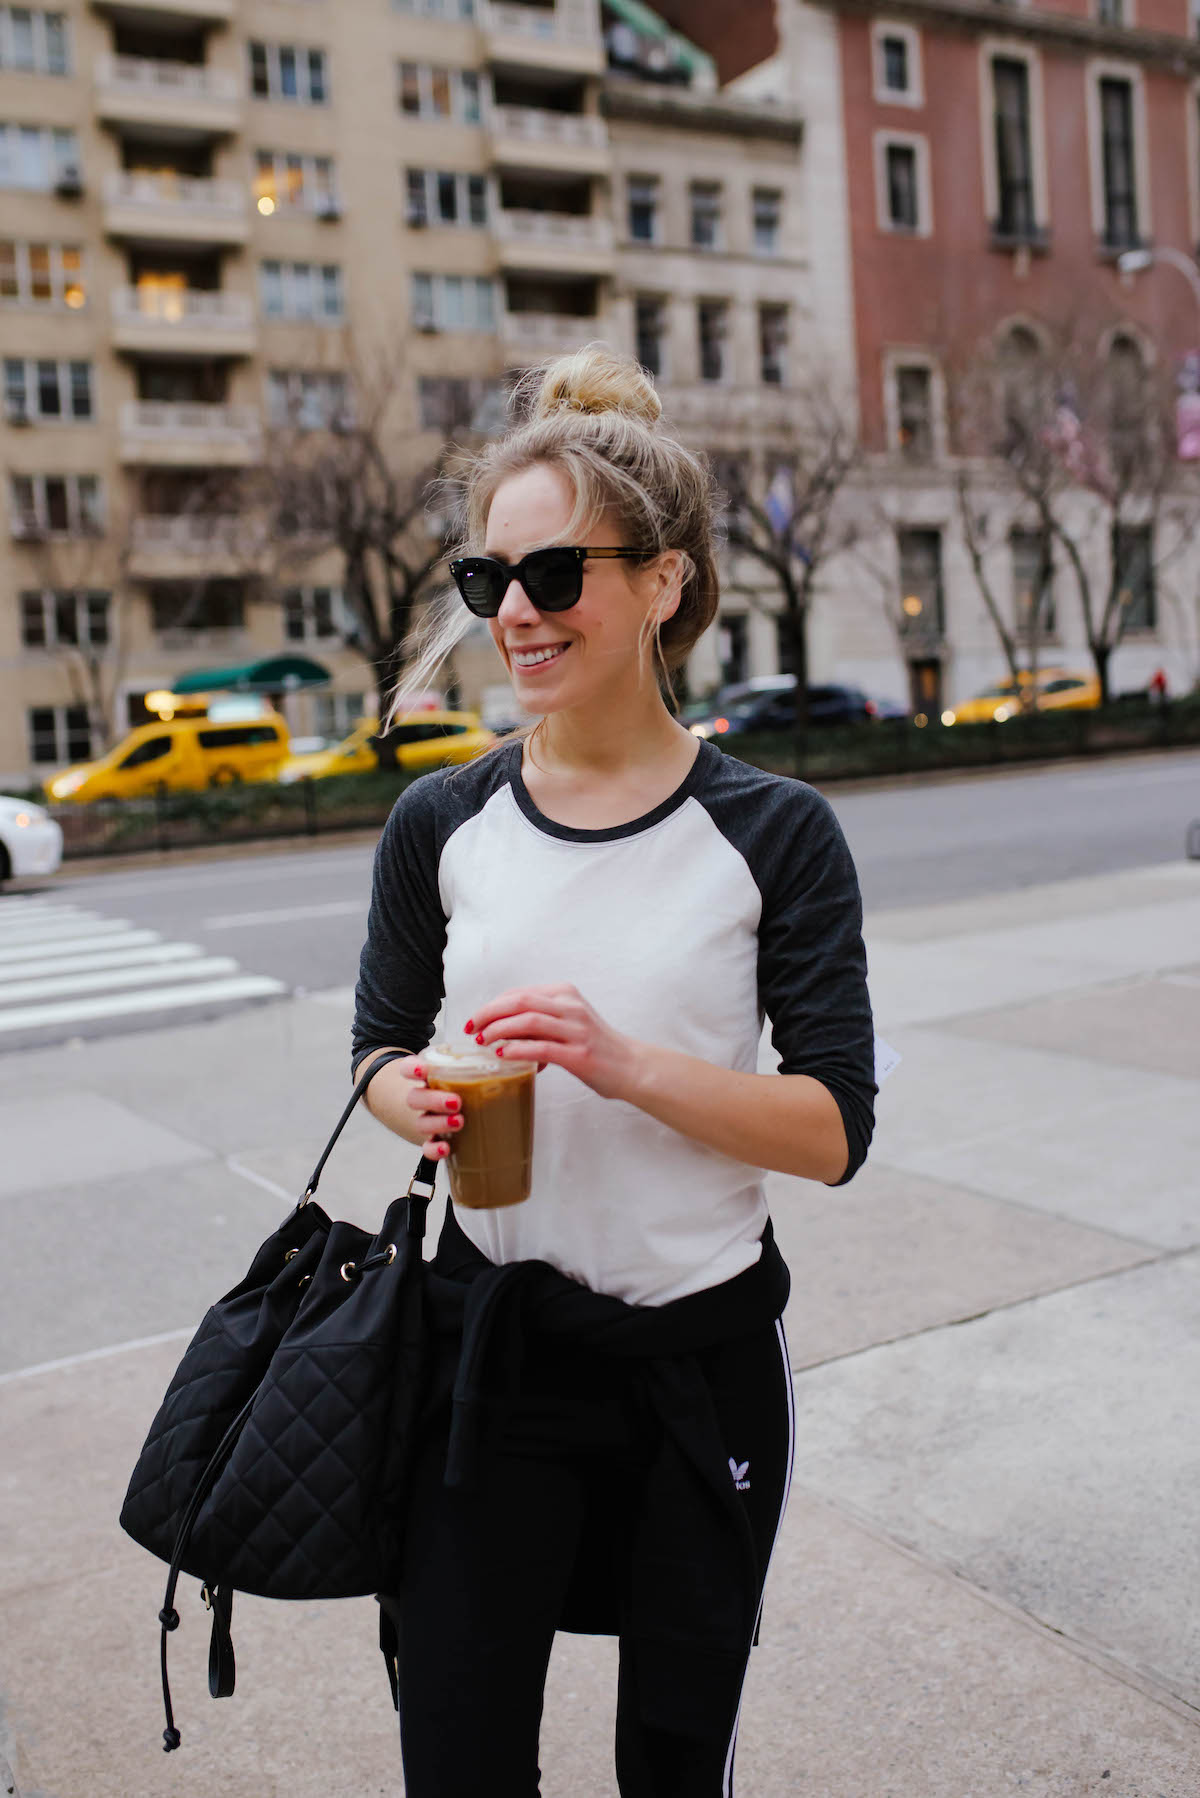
[155,1051,438,1753]
[302,1050,436,1205]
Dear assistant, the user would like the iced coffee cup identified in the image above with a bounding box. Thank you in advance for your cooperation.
[422,1044,537,1209]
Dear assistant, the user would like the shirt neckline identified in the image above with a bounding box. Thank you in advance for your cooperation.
[505,735,716,844]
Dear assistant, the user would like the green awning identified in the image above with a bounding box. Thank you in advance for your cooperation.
[172,655,331,695]
[603,0,716,82]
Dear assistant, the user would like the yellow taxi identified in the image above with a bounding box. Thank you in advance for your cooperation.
[46,703,290,803]
[277,711,494,782]
[943,668,1101,725]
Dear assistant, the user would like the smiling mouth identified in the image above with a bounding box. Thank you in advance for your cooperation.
[510,643,569,670]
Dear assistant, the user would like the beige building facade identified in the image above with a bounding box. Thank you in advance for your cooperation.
[1,0,855,788]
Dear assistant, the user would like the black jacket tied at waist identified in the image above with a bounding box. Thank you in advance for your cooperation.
[417,1202,792,1740]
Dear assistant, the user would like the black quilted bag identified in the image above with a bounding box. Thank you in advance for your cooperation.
[119,1052,438,1751]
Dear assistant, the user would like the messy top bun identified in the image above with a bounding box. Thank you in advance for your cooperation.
[464,343,717,679]
[527,344,664,427]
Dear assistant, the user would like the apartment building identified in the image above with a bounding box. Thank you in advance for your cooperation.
[1,0,838,784]
[658,0,1200,713]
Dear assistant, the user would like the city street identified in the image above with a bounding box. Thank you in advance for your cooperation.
[1,750,1199,1795]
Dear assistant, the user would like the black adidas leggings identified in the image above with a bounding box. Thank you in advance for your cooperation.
[393,1318,795,1798]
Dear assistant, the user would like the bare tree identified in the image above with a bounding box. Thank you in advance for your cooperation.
[20,497,136,754]
[954,325,1200,702]
[244,346,481,738]
[714,379,861,758]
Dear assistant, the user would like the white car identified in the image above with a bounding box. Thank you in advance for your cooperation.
[0,795,63,885]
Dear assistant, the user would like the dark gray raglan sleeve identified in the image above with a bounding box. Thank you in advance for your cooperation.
[756,785,876,1184]
[351,775,450,1074]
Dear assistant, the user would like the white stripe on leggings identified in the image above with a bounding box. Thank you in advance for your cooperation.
[721,1316,796,1798]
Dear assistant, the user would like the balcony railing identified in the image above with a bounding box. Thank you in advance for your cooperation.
[95,52,239,105]
[500,311,604,356]
[103,170,248,239]
[489,104,608,150]
[483,1,599,47]
[112,286,254,327]
[131,514,255,558]
[495,209,613,253]
[120,401,262,462]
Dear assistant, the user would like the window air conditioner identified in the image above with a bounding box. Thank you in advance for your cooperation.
[407,209,428,228]
[6,400,31,427]
[316,195,341,221]
[416,318,439,334]
[55,164,84,198]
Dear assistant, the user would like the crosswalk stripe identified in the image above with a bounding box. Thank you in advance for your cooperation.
[0,928,161,965]
[0,942,199,985]
[0,974,287,1035]
[0,955,241,1005]
[0,914,130,945]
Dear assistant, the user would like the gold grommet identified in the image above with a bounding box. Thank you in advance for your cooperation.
[339,1260,356,1282]
[284,1248,298,1263]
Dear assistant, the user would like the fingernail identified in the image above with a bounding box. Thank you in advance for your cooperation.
[494,1045,504,1057]
[412,1066,425,1080]
[436,1143,450,1157]
[464,1019,475,1034]
[448,1115,463,1130]
[475,1032,485,1045]
[444,1095,461,1112]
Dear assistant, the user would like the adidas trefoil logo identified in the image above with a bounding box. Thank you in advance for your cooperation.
[729,1457,750,1492]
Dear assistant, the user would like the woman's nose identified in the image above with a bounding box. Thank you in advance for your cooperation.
[497,577,540,625]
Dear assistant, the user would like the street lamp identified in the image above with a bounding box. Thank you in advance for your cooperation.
[1117,245,1200,313]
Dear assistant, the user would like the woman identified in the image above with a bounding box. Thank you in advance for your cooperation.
[352,346,875,1797]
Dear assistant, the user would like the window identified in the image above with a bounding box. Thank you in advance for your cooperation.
[248,42,329,104]
[10,472,102,536]
[19,588,109,649]
[410,271,496,331]
[266,368,349,429]
[197,723,283,750]
[992,58,1035,240]
[635,295,666,378]
[1096,0,1124,20]
[283,586,342,642]
[627,176,658,243]
[417,375,501,433]
[882,36,908,93]
[895,364,933,458]
[885,143,918,229]
[690,181,721,249]
[1112,522,1155,631]
[315,692,368,737]
[716,614,748,686]
[406,168,488,227]
[2,233,77,300]
[259,260,343,320]
[119,735,172,771]
[0,122,78,188]
[758,304,788,385]
[1099,76,1138,248]
[697,300,728,383]
[254,150,337,216]
[397,62,481,123]
[752,188,782,255]
[4,357,92,420]
[149,582,245,634]
[1011,528,1055,638]
[28,704,92,764]
[0,8,68,74]
[897,528,945,636]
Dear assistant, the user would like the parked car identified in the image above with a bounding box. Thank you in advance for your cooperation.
[277,711,494,782]
[44,711,290,803]
[0,795,63,884]
[943,668,1101,725]
[685,681,889,740]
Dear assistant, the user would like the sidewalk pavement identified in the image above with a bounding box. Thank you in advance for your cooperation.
[1,858,1198,1796]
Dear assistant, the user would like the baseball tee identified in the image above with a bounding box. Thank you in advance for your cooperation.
[353,736,875,1307]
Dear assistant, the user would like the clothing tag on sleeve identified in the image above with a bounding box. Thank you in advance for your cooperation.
[873,1034,902,1085]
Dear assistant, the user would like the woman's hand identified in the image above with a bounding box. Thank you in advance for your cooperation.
[464,985,641,1102]
[392,1052,464,1163]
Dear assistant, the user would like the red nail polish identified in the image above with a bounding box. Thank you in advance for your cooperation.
[445,1095,461,1112]
[475,1032,485,1045]
[464,1019,475,1034]
[437,1143,449,1157]
[495,1045,504,1058]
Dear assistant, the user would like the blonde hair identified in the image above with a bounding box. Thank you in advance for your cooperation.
[390,344,720,726]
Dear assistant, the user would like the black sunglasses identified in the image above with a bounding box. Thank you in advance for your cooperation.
[448,546,650,618]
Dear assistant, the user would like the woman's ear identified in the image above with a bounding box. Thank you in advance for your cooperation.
[649,550,686,627]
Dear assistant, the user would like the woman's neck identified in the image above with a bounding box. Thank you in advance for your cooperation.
[531,685,693,782]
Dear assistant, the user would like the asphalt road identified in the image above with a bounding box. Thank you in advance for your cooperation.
[2,747,1197,1051]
